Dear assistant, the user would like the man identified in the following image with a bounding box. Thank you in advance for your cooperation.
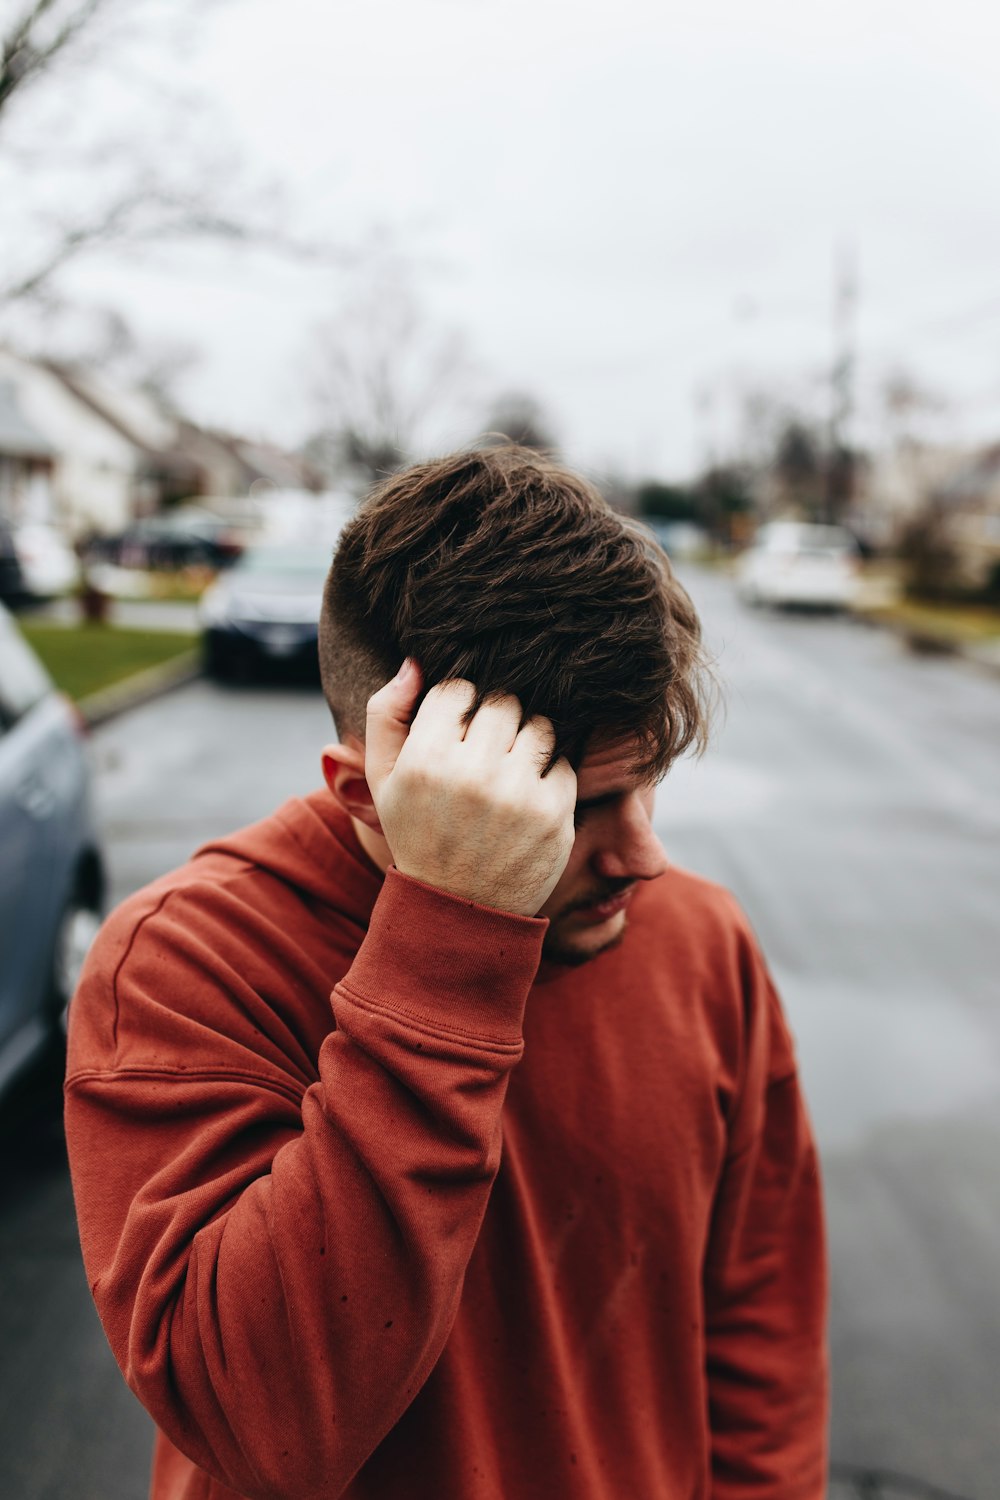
[65,445,828,1500]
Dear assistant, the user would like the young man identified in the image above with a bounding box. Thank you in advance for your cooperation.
[65,446,828,1500]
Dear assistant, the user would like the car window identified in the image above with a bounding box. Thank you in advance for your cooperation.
[0,608,52,732]
[758,524,854,556]
[237,548,328,575]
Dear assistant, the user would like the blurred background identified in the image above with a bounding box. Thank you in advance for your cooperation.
[1,3,998,1498]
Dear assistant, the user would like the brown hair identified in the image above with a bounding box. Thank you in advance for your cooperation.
[319,445,711,776]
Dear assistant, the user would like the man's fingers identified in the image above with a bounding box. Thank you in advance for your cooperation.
[460,693,523,756]
[369,678,577,914]
[402,678,477,751]
[365,658,423,789]
[510,713,559,770]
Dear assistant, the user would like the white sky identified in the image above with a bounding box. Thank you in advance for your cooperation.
[54,0,1000,478]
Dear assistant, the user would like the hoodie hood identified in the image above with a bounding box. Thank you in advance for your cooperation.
[194,790,384,931]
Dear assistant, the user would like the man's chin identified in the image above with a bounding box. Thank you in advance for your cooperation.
[540,913,629,968]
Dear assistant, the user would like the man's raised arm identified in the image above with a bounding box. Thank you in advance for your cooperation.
[65,665,575,1500]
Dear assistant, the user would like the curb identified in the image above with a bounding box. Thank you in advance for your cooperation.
[79,651,203,729]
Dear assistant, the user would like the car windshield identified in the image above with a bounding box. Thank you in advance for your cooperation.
[236,548,329,578]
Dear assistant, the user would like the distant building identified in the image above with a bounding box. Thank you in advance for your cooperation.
[0,349,149,534]
[0,378,57,524]
[931,445,1000,593]
[0,349,320,538]
[175,423,323,500]
[858,441,974,547]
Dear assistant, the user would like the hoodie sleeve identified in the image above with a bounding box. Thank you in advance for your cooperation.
[65,867,544,1500]
[702,932,829,1499]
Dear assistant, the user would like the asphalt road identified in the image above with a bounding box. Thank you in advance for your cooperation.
[1,569,998,1500]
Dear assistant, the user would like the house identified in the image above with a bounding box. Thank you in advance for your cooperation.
[0,350,321,539]
[174,423,323,500]
[0,378,57,524]
[0,350,142,535]
[857,440,974,548]
[930,445,1000,594]
[44,361,204,517]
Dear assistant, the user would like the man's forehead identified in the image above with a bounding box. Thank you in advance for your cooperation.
[574,738,652,794]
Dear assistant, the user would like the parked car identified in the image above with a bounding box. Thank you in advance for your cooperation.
[90,506,247,572]
[199,543,332,680]
[0,602,105,1100]
[735,521,860,610]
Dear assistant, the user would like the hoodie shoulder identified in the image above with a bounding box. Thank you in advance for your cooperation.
[66,795,379,1080]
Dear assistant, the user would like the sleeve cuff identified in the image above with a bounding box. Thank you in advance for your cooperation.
[337,867,548,1045]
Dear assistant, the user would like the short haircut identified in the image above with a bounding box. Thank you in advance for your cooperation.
[319,445,711,777]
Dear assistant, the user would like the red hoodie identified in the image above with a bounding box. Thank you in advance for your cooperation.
[65,791,827,1500]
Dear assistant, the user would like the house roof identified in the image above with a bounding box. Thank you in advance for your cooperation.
[41,361,178,456]
[188,425,322,492]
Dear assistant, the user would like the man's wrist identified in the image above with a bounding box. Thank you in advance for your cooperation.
[339,867,546,1043]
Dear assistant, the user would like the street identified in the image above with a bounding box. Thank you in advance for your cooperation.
[2,566,999,1498]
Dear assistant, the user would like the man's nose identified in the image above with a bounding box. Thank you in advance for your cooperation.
[592,796,668,883]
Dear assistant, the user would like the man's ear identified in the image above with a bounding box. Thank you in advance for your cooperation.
[321,739,384,833]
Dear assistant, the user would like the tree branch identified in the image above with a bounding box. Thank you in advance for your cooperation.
[0,0,110,119]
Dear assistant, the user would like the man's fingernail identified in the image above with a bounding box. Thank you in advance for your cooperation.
[394,657,412,681]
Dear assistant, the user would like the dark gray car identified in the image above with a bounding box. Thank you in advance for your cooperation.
[0,603,105,1098]
[198,544,330,681]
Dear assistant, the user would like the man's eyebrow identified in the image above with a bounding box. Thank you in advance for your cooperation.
[574,789,628,812]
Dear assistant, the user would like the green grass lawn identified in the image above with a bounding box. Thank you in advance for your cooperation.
[20,622,198,702]
[865,598,1000,644]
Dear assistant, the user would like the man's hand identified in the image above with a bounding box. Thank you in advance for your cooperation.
[365,660,577,916]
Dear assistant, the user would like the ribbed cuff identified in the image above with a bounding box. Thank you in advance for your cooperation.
[339,867,547,1045]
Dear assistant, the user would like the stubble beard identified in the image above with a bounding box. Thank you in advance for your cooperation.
[540,879,635,967]
[541,919,629,967]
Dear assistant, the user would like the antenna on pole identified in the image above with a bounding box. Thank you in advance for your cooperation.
[826,242,858,522]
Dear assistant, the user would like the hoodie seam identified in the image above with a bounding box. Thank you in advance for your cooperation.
[336,981,523,1054]
[64,1064,307,1107]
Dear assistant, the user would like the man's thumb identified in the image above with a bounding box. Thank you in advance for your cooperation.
[364,658,422,789]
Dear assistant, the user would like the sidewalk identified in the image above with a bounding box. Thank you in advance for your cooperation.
[36,596,200,633]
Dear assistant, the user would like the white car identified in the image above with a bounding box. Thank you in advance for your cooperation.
[735,522,860,610]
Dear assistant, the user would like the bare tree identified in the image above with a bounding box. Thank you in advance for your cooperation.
[478,391,559,455]
[305,266,481,490]
[879,366,950,452]
[0,0,126,121]
[0,0,342,326]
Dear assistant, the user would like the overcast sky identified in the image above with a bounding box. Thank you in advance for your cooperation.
[54,0,1000,478]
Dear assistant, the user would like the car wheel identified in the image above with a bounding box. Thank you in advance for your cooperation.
[52,888,103,1033]
[203,639,232,681]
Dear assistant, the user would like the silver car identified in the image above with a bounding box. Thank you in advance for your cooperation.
[0,603,105,1098]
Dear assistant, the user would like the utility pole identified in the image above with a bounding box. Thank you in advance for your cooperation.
[826,243,858,523]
